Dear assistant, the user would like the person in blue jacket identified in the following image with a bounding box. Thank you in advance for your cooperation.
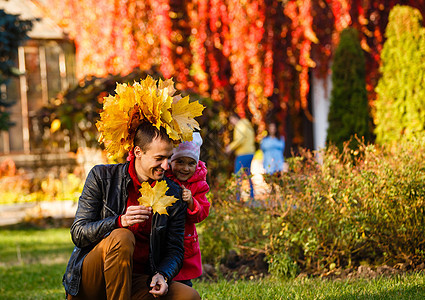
[260,122,285,175]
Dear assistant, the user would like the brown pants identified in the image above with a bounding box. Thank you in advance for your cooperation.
[69,228,201,300]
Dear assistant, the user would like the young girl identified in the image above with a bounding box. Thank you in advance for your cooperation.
[165,131,210,287]
[260,121,285,175]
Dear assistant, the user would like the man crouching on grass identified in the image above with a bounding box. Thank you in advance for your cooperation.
[62,77,204,300]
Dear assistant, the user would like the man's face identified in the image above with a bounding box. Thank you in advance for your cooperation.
[170,157,197,182]
[134,136,174,182]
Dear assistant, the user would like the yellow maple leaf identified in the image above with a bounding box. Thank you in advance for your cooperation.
[158,78,176,97]
[134,79,173,129]
[96,100,130,158]
[138,181,178,215]
[170,96,205,142]
[115,83,136,112]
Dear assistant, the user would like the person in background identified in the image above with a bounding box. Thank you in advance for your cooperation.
[225,113,256,200]
[165,131,210,287]
[260,121,285,175]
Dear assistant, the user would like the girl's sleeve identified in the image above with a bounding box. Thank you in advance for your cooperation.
[186,181,210,223]
[280,136,285,151]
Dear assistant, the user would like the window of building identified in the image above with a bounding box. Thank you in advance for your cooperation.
[0,39,76,154]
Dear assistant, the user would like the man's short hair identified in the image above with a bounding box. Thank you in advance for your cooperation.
[134,122,172,153]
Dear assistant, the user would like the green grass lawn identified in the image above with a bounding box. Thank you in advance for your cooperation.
[195,275,425,299]
[0,226,73,299]
[1,226,424,300]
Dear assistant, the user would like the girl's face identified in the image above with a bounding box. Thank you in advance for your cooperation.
[170,157,197,182]
[268,123,277,136]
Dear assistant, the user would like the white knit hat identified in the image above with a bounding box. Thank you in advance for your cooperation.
[171,132,203,163]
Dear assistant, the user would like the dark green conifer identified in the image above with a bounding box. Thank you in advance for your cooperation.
[326,27,371,150]
[0,10,33,130]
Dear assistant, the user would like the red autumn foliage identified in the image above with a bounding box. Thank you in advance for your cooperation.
[37,0,425,146]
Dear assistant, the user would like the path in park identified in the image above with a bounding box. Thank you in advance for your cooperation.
[0,200,77,226]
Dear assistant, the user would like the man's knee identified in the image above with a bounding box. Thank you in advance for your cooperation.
[169,282,201,300]
[187,288,201,300]
[181,288,200,300]
[108,228,135,255]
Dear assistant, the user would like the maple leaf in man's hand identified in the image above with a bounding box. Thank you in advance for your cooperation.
[138,181,178,215]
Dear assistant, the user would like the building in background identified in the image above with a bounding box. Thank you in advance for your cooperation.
[0,0,76,168]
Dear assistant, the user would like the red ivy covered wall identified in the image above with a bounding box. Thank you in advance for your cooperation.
[38,0,425,146]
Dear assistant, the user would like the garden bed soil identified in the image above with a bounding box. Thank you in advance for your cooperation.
[200,250,425,282]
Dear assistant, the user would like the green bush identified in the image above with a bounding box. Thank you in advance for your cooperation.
[266,252,299,279]
[268,137,425,273]
[375,5,425,144]
[202,137,425,277]
[197,193,232,264]
[198,176,271,264]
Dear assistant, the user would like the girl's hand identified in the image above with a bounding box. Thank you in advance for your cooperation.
[182,185,194,211]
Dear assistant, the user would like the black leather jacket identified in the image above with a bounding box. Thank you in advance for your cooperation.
[62,162,186,296]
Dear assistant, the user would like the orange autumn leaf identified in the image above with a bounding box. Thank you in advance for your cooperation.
[138,181,178,215]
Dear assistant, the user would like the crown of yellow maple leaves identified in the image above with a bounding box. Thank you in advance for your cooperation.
[96,76,205,158]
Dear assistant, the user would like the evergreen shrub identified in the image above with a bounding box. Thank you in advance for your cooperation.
[0,10,33,130]
[375,5,425,144]
[327,27,371,150]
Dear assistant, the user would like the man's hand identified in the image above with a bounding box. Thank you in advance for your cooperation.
[121,205,152,227]
[149,273,168,297]
[181,185,194,211]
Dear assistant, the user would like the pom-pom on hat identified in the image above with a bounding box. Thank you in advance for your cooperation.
[171,132,202,164]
